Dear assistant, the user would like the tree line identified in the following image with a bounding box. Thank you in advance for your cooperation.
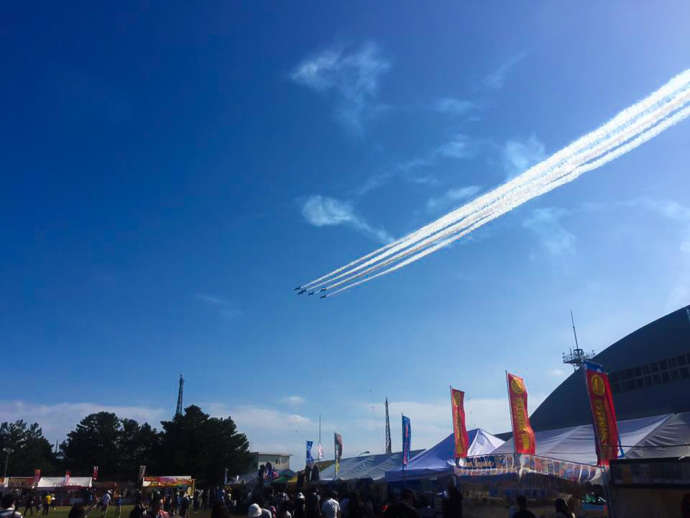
[0,405,252,484]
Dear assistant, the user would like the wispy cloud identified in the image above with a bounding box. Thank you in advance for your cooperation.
[433,97,475,116]
[280,395,306,407]
[523,208,576,256]
[502,136,546,179]
[196,293,242,319]
[0,400,168,443]
[301,195,393,243]
[548,368,567,378]
[484,52,527,90]
[435,133,477,159]
[290,42,390,133]
[426,185,482,212]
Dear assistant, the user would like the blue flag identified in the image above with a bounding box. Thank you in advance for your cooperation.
[402,415,411,468]
[306,440,314,466]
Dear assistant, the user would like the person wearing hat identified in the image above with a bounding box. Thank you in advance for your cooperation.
[248,504,271,518]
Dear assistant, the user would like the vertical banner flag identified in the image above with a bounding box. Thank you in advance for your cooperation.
[506,372,536,455]
[92,466,99,481]
[33,469,41,486]
[138,465,147,482]
[334,433,343,477]
[224,468,229,485]
[64,471,71,486]
[450,387,470,459]
[306,440,314,466]
[317,443,324,460]
[584,361,620,466]
[401,415,411,468]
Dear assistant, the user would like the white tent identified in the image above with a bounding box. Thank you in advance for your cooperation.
[36,477,92,488]
[386,429,504,482]
[320,450,424,481]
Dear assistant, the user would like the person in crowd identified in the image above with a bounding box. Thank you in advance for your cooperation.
[383,490,418,518]
[442,483,462,518]
[293,493,305,518]
[511,495,535,518]
[150,499,169,518]
[114,492,122,518]
[22,495,35,517]
[248,503,271,518]
[1,493,23,518]
[50,496,56,512]
[321,492,340,518]
[553,498,571,518]
[305,490,320,518]
[101,491,112,518]
[68,504,86,518]
[128,494,147,518]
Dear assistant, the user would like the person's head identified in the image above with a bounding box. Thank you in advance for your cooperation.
[554,498,568,513]
[211,503,230,518]
[400,489,415,506]
[248,504,262,518]
[2,494,16,509]
[68,503,86,518]
[516,495,527,510]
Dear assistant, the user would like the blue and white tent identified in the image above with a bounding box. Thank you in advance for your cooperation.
[319,450,424,481]
[385,429,504,482]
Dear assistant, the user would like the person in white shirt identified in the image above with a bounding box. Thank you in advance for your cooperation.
[321,492,340,518]
[100,492,111,518]
[1,494,23,518]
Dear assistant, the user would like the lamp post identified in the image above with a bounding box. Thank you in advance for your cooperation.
[2,447,13,479]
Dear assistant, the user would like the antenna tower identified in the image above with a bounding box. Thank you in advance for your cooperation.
[176,374,184,416]
[385,398,392,454]
[562,311,595,370]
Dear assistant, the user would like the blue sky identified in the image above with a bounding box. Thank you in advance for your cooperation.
[2,2,690,467]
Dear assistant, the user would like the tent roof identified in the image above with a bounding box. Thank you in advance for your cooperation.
[37,477,92,488]
[491,413,690,465]
[386,429,504,482]
[320,450,423,481]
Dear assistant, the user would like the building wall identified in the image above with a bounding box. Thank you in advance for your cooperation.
[529,306,690,431]
[254,453,290,471]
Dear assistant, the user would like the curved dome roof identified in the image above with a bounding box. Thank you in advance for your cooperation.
[530,305,690,431]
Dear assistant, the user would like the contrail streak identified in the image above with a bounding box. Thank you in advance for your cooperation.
[326,104,690,297]
[297,70,690,297]
[321,86,690,292]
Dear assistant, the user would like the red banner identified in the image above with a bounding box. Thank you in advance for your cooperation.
[33,469,41,486]
[450,387,469,459]
[584,363,619,466]
[64,471,71,486]
[92,466,98,481]
[506,373,536,455]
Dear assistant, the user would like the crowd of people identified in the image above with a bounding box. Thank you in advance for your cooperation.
[0,480,584,518]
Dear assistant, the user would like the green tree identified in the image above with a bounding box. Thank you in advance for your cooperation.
[61,412,122,479]
[157,405,251,484]
[0,420,57,475]
[118,419,160,478]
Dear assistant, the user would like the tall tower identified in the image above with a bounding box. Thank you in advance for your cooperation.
[385,398,392,454]
[175,374,184,416]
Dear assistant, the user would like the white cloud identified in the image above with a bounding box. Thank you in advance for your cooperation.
[523,208,576,255]
[290,42,390,133]
[301,195,393,243]
[484,52,527,90]
[548,368,567,377]
[281,395,306,407]
[502,136,546,179]
[196,293,242,320]
[436,134,476,159]
[426,185,482,212]
[434,98,475,116]
[0,400,168,443]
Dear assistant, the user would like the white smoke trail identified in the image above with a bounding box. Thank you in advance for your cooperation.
[300,71,690,292]
[325,103,690,296]
[320,81,690,292]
